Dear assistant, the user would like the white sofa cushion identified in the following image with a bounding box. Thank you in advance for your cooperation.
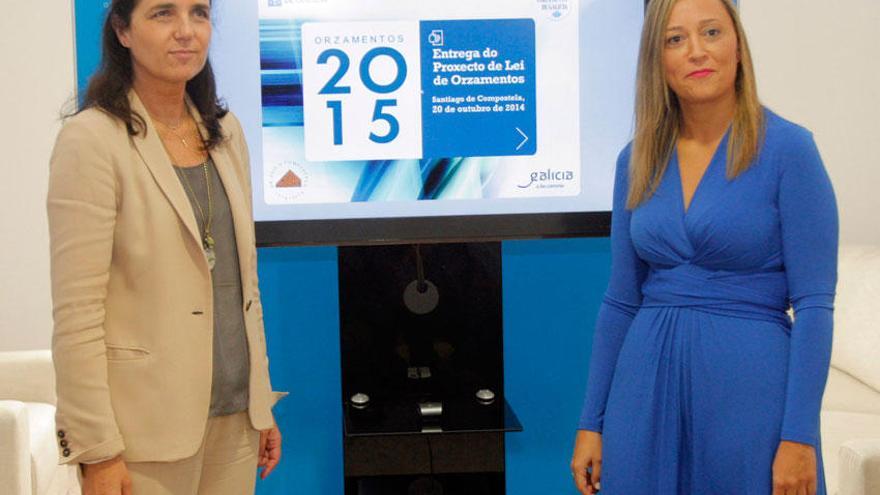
[0,400,32,494]
[27,402,60,495]
[823,368,880,416]
[833,245,880,392]
[821,410,880,494]
[0,350,56,406]
[839,439,880,495]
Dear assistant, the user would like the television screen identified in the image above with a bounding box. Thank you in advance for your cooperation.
[209,0,643,245]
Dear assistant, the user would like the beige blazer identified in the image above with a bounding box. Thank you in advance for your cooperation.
[47,92,282,465]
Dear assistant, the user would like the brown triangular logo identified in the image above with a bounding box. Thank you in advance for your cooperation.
[276,170,302,188]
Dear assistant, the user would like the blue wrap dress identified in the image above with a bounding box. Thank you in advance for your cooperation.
[578,110,838,494]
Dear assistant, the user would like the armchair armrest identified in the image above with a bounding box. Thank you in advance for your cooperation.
[839,438,880,495]
[0,350,56,405]
[0,400,34,495]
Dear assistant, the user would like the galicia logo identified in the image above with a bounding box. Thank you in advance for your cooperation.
[518,169,575,189]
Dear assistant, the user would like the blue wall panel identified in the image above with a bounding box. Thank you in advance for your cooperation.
[252,239,610,494]
[73,0,105,95]
[503,238,609,495]
[255,246,344,495]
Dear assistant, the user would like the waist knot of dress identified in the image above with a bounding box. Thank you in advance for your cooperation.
[640,263,791,325]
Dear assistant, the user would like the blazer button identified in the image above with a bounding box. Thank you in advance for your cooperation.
[60,439,69,448]
[62,448,71,457]
[57,430,65,439]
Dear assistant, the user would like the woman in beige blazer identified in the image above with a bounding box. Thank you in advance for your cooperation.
[47,0,284,493]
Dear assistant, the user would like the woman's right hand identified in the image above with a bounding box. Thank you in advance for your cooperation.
[81,456,132,495]
[571,429,603,494]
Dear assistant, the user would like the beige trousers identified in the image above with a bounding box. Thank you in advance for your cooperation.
[126,411,260,495]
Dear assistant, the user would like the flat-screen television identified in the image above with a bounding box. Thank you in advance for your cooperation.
[209,1,641,244]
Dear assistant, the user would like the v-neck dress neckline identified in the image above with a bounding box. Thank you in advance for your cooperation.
[672,130,730,218]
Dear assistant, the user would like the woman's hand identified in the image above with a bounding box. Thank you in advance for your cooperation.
[772,440,818,495]
[81,456,132,495]
[258,425,282,479]
[571,430,603,494]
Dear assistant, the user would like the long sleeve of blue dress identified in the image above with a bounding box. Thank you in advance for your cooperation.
[777,128,838,446]
[578,146,648,431]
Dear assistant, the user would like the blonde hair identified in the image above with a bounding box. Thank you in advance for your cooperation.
[627,0,764,209]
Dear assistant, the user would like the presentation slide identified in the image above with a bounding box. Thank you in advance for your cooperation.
[210,0,643,222]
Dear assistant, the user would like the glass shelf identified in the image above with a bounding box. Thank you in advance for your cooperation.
[344,397,523,437]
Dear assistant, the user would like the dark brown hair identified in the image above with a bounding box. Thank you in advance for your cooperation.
[77,0,227,150]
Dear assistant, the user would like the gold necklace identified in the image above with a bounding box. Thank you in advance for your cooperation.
[168,127,191,149]
[177,161,216,270]
[160,121,196,150]
[156,113,201,150]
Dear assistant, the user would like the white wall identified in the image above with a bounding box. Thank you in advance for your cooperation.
[0,1,76,350]
[741,0,880,245]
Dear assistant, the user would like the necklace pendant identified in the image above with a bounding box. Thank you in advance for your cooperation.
[205,244,216,270]
[204,235,216,270]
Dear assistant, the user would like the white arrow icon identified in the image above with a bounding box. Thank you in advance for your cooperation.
[515,127,529,151]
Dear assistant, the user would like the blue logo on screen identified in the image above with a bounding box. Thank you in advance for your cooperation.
[518,169,575,189]
[428,30,444,47]
[268,0,281,6]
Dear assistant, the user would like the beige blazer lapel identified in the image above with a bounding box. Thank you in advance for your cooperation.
[212,150,255,299]
[128,91,203,253]
[188,100,255,298]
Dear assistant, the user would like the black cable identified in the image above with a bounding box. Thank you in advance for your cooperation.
[415,244,427,293]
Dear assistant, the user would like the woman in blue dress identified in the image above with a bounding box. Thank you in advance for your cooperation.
[570,0,837,494]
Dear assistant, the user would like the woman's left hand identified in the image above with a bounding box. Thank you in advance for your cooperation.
[258,425,282,479]
[772,440,818,495]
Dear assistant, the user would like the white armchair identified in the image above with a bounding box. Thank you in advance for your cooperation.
[0,350,80,495]
[821,244,880,495]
